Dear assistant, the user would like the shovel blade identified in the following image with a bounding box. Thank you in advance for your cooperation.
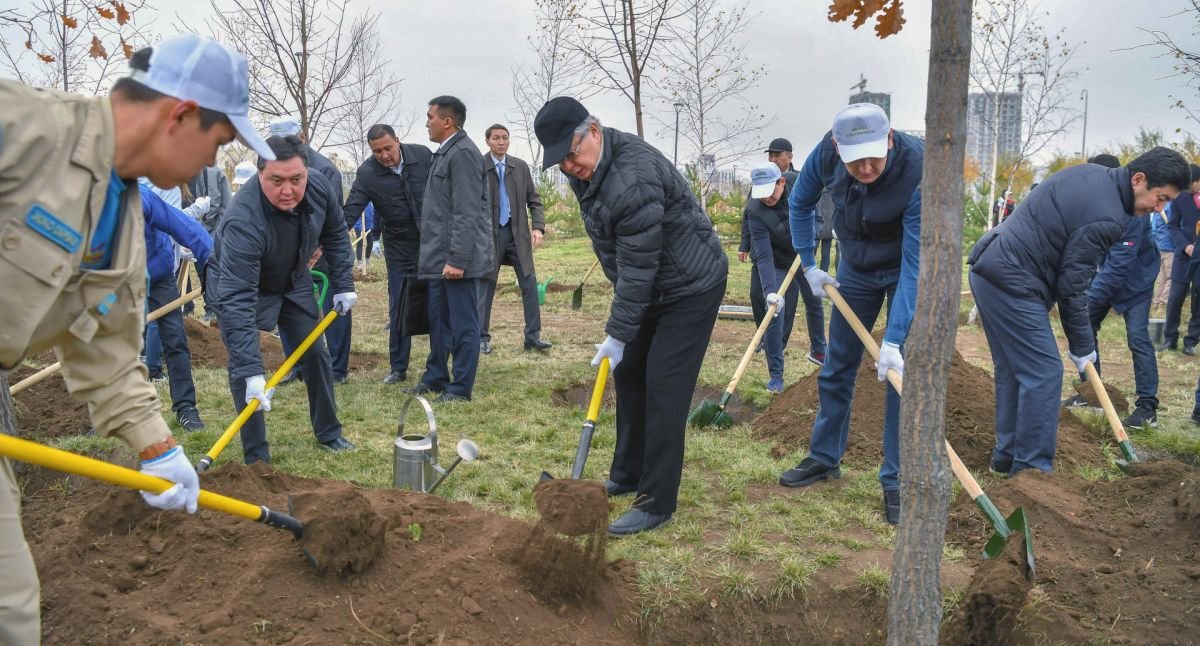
[687,399,720,427]
[982,506,1035,581]
[571,287,583,310]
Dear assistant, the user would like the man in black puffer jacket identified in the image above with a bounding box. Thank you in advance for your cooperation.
[968,147,1189,475]
[535,97,728,537]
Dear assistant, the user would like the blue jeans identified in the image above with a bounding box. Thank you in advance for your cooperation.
[970,272,1062,474]
[1089,296,1158,410]
[143,321,162,373]
[807,259,901,491]
[763,265,801,379]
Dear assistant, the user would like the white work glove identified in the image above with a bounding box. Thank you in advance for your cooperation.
[245,374,274,412]
[765,292,784,318]
[1068,350,1097,375]
[804,266,839,299]
[178,247,195,263]
[192,196,211,215]
[139,446,200,514]
[876,341,904,382]
[332,291,358,314]
[591,335,626,372]
[371,240,383,258]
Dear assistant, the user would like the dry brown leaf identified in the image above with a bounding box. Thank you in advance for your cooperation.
[61,14,78,29]
[875,0,906,38]
[852,0,887,28]
[115,2,131,25]
[827,0,861,23]
[97,7,115,19]
[24,40,32,50]
[121,38,133,59]
[37,53,56,63]
[88,35,107,59]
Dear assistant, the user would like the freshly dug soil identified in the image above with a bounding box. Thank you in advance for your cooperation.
[185,318,286,371]
[944,460,1200,644]
[552,383,761,426]
[290,488,389,577]
[25,462,638,644]
[533,478,609,537]
[752,349,1106,473]
[940,535,1033,646]
[544,282,574,293]
[1073,378,1130,414]
[9,354,91,440]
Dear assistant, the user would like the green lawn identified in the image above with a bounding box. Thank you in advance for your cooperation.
[36,236,1200,630]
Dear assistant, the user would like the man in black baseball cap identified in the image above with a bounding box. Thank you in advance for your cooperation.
[534,97,728,537]
[765,137,792,154]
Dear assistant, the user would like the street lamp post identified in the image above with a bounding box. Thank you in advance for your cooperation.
[672,101,684,166]
[1079,89,1089,160]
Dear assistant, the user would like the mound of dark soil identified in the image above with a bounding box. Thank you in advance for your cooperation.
[1073,378,1130,414]
[185,318,287,371]
[552,383,760,426]
[751,349,1105,473]
[9,354,91,440]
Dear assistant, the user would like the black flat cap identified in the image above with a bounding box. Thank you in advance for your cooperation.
[535,96,589,170]
[765,137,792,153]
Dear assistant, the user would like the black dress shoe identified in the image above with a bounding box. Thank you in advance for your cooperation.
[779,457,841,488]
[883,489,900,526]
[524,338,553,351]
[608,508,672,537]
[404,382,435,395]
[383,371,407,385]
[433,392,470,404]
[1185,344,1197,357]
[320,437,355,452]
[278,370,302,386]
[604,479,637,497]
[480,340,493,355]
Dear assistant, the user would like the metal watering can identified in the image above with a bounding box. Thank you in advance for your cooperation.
[393,395,480,493]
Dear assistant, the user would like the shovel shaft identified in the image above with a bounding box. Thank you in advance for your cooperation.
[8,287,203,397]
[176,259,191,294]
[1082,362,1139,462]
[571,422,595,479]
[727,257,804,395]
[577,259,601,287]
[0,434,301,535]
[199,309,340,472]
[587,358,609,421]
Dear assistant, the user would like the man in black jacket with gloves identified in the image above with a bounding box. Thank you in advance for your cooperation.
[207,135,358,464]
[536,97,728,537]
[968,147,1189,476]
[344,124,434,384]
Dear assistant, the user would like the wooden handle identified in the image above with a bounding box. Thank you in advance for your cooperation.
[579,259,601,286]
[1083,362,1131,444]
[822,282,987,501]
[8,288,203,396]
[725,256,804,395]
[176,259,191,294]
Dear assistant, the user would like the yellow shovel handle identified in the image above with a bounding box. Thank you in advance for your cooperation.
[199,309,340,471]
[0,434,263,522]
[586,358,609,421]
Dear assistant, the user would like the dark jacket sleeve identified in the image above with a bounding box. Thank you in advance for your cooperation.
[447,147,488,269]
[739,199,751,254]
[1087,223,1139,307]
[215,214,266,380]
[343,171,372,230]
[747,214,779,295]
[1168,198,1191,251]
[215,171,232,222]
[1056,220,1122,356]
[525,163,546,232]
[605,172,665,343]
[319,187,355,296]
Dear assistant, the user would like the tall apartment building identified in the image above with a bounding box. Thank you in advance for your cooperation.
[966,91,1023,176]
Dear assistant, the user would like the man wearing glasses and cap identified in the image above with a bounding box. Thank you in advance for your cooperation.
[534,97,727,536]
[777,103,925,526]
[0,34,272,642]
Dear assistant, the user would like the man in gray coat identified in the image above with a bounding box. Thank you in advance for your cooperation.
[408,96,493,403]
[477,123,552,354]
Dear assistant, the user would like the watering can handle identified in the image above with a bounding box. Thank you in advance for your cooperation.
[397,395,438,444]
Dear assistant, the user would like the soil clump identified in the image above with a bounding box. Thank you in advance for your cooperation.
[941,535,1033,646]
[752,348,1105,472]
[1073,378,1130,414]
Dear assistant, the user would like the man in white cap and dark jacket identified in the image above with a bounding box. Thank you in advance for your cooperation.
[535,96,728,536]
[0,34,272,642]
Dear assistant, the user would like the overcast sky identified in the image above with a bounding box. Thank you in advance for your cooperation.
[164,0,1195,169]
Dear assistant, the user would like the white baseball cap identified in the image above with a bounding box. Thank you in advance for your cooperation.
[267,115,302,138]
[126,34,274,160]
[749,163,782,199]
[832,103,891,163]
[233,161,256,185]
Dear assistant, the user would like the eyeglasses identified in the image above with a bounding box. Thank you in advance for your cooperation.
[565,136,585,160]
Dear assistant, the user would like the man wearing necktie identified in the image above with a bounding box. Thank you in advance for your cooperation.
[477,124,552,354]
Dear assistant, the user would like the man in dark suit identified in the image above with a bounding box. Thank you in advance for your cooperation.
[408,96,493,403]
[476,123,552,354]
[344,124,433,384]
[1162,164,1200,353]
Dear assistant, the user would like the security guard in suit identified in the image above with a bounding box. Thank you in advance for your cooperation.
[0,35,272,642]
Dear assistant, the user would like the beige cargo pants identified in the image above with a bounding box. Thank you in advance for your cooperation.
[0,372,41,644]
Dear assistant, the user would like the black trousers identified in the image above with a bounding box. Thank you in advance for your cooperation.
[279,284,352,380]
[749,261,796,348]
[421,278,482,398]
[477,225,542,344]
[146,275,197,413]
[384,236,420,374]
[1164,256,1200,347]
[222,298,344,464]
[610,278,726,515]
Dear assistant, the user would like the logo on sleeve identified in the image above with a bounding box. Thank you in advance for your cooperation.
[25,204,82,253]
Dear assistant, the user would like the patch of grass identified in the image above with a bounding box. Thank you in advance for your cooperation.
[941,587,965,622]
[771,556,816,603]
[407,522,422,542]
[814,551,844,569]
[718,524,768,561]
[855,562,891,598]
[713,560,760,602]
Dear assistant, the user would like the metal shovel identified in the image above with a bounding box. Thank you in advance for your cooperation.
[689,256,803,429]
[822,282,1035,579]
[571,259,602,310]
[540,358,609,482]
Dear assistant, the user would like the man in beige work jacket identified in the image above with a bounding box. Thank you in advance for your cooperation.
[0,34,274,643]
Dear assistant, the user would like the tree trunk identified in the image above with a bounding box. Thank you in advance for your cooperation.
[886,0,971,644]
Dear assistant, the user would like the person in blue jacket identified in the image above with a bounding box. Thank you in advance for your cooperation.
[139,182,214,431]
[1151,200,1175,309]
[1161,164,1200,353]
[1085,211,1161,429]
[778,103,923,526]
[969,148,1189,476]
